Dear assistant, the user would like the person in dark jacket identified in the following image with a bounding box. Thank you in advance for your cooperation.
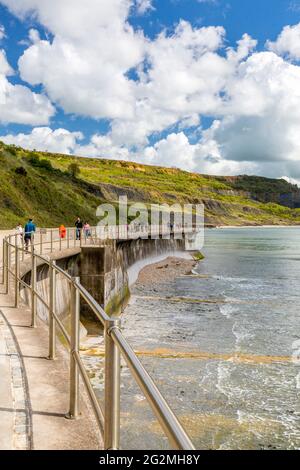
[24,218,36,251]
[75,217,83,240]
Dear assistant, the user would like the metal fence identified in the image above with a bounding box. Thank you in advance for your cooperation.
[1,227,195,450]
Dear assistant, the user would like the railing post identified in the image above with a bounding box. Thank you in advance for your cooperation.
[6,243,11,295]
[50,229,53,253]
[1,241,5,285]
[67,229,70,249]
[31,252,37,328]
[104,318,121,450]
[66,277,80,419]
[40,231,43,255]
[48,260,56,360]
[14,246,19,308]
[4,241,8,294]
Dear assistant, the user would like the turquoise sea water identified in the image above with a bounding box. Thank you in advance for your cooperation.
[119,227,300,449]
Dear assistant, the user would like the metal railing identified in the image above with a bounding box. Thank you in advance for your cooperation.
[1,226,195,450]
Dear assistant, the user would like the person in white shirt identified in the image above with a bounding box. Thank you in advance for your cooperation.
[16,223,24,246]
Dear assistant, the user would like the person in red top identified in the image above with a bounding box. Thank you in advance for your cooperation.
[59,224,66,239]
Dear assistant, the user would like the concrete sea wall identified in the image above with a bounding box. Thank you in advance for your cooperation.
[19,236,189,326]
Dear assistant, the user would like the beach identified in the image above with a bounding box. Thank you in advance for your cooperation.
[133,256,198,287]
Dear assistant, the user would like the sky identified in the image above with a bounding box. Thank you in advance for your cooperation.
[1,0,300,181]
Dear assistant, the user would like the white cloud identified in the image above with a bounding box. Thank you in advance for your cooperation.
[135,0,154,14]
[281,175,300,185]
[1,0,145,120]
[110,20,229,146]
[227,33,257,63]
[141,126,257,175]
[142,132,199,170]
[1,127,83,154]
[1,2,300,181]
[0,49,55,125]
[76,134,131,161]
[212,51,300,162]
[0,24,6,40]
[1,1,228,140]
[0,125,254,176]
[267,23,300,60]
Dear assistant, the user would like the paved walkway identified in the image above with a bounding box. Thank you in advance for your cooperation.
[0,232,103,450]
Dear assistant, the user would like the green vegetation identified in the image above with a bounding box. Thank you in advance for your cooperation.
[1,140,300,228]
[193,252,205,261]
[68,162,81,178]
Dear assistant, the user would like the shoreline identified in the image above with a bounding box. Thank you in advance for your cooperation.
[215,224,300,229]
[127,251,195,286]
[130,255,198,288]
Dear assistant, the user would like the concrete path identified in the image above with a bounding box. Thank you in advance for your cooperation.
[0,313,14,450]
[0,232,103,450]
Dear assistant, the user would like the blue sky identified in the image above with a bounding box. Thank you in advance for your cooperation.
[1,0,300,180]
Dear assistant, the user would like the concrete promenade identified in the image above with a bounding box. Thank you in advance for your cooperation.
[0,230,102,450]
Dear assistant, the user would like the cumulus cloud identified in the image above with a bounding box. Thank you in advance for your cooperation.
[267,23,300,60]
[1,0,145,120]
[141,126,257,175]
[0,49,55,125]
[110,21,229,146]
[135,0,154,14]
[0,125,254,176]
[0,1,228,138]
[76,134,131,161]
[0,24,6,40]
[1,127,83,154]
[209,51,300,170]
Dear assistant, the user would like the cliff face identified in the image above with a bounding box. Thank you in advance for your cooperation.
[221,175,300,208]
[1,140,300,228]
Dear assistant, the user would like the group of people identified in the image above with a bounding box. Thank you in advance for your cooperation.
[59,218,91,240]
[74,217,91,240]
[15,217,91,252]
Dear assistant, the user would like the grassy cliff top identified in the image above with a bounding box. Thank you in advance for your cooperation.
[1,141,300,228]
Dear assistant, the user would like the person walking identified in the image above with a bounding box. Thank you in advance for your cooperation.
[59,224,66,239]
[75,217,83,240]
[15,223,24,246]
[83,221,91,240]
[24,218,36,251]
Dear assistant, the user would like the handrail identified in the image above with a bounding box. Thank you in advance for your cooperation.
[1,226,195,450]
[111,327,195,450]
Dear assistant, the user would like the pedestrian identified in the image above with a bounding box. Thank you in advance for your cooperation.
[59,224,66,239]
[83,221,91,239]
[24,218,36,252]
[16,223,24,246]
[75,217,83,240]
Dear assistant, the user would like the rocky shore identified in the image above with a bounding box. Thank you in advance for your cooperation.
[134,256,198,287]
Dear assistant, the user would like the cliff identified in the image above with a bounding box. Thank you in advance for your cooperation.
[1,140,300,227]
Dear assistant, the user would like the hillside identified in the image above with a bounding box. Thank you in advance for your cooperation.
[1,141,300,228]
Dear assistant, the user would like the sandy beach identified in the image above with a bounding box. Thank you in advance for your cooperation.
[134,256,198,287]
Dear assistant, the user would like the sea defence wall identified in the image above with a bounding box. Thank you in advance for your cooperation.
[79,237,188,317]
[19,249,84,337]
[19,235,193,326]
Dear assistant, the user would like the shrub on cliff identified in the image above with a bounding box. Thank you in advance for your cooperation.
[68,162,80,178]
